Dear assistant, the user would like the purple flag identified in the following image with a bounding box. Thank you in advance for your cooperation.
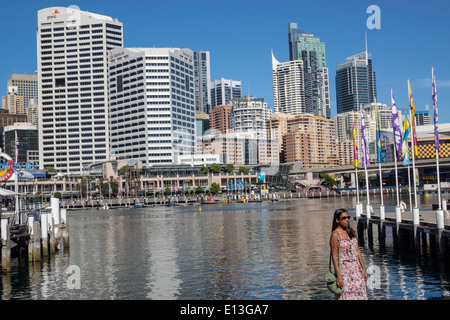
[361,109,370,168]
[391,89,402,161]
[432,68,439,151]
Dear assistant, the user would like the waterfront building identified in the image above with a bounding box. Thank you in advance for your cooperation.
[3,122,39,164]
[2,86,25,115]
[210,78,241,108]
[266,112,292,162]
[335,52,377,114]
[6,74,38,106]
[272,52,306,115]
[287,22,330,119]
[108,47,196,166]
[209,105,232,134]
[230,96,272,139]
[198,131,279,166]
[193,51,211,113]
[37,7,123,173]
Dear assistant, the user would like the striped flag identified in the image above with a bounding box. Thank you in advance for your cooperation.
[408,80,419,157]
[401,116,411,166]
[361,109,370,168]
[432,68,439,152]
[391,89,402,161]
[352,114,359,168]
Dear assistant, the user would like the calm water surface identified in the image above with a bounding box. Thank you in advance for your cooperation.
[2,194,450,300]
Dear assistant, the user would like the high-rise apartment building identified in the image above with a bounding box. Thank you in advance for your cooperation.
[415,110,432,126]
[287,23,330,119]
[230,96,272,139]
[272,51,306,115]
[7,74,38,106]
[193,51,211,113]
[210,78,241,108]
[37,7,123,172]
[108,47,196,165]
[281,114,338,169]
[209,105,232,135]
[2,86,25,114]
[335,52,377,114]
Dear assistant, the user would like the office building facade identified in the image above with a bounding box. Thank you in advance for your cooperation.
[108,47,196,166]
[4,122,39,164]
[210,78,241,108]
[287,22,330,119]
[2,86,25,115]
[193,51,211,113]
[335,52,377,114]
[6,74,38,106]
[209,105,232,135]
[37,7,123,173]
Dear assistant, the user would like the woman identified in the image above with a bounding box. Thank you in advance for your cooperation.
[330,208,368,300]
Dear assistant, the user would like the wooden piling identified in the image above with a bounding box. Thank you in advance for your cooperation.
[1,218,11,272]
[32,221,41,262]
[27,216,34,262]
[41,213,49,257]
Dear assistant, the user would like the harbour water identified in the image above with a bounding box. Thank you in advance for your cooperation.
[1,194,450,300]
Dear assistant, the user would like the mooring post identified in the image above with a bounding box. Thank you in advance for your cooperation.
[32,221,41,262]
[1,218,11,272]
[27,216,34,262]
[60,208,69,249]
[41,212,49,257]
[51,197,61,250]
[436,208,445,256]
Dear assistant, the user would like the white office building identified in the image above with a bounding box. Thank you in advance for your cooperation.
[37,7,123,173]
[108,47,196,166]
[210,78,241,108]
[230,96,272,139]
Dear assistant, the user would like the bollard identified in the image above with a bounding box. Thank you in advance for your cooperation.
[379,204,385,221]
[27,216,34,261]
[41,213,49,257]
[395,206,402,224]
[356,203,363,218]
[366,204,372,219]
[51,197,61,241]
[1,218,11,272]
[413,207,420,226]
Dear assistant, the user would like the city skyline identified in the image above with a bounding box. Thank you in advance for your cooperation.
[1,0,449,124]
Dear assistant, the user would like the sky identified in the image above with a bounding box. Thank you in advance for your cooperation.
[1,0,450,122]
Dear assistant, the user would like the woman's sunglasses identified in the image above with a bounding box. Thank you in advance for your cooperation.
[340,216,351,220]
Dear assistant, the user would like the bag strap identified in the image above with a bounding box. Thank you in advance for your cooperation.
[329,231,341,271]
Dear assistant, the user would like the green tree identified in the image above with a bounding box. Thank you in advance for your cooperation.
[238,166,249,174]
[196,186,203,194]
[210,182,220,194]
[320,174,336,189]
[53,191,62,199]
[117,166,128,176]
[165,187,171,195]
[224,164,235,173]
[200,166,210,174]
[210,163,222,174]
[44,166,57,173]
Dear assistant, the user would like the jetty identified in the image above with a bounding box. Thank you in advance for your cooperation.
[1,196,69,272]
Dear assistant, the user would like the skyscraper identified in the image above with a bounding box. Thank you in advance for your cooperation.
[37,7,123,172]
[6,74,38,106]
[210,78,241,108]
[272,51,306,115]
[230,96,272,139]
[335,52,377,114]
[288,22,330,119]
[108,47,196,165]
[193,51,211,113]
[2,86,25,114]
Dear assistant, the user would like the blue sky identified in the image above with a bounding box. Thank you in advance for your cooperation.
[1,0,450,122]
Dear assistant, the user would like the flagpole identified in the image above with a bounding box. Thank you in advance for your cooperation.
[408,79,420,226]
[432,67,441,210]
[375,100,385,220]
[361,106,371,219]
[391,89,401,223]
[353,112,362,217]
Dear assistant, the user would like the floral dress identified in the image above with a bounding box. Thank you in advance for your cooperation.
[335,233,367,300]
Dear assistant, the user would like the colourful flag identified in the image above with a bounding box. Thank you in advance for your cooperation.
[401,116,411,166]
[408,80,419,157]
[352,114,359,168]
[375,104,386,163]
[361,110,370,168]
[391,90,402,161]
[432,68,439,152]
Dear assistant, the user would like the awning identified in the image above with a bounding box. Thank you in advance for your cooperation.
[0,188,20,196]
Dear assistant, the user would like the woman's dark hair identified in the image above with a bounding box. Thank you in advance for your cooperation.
[331,208,356,238]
